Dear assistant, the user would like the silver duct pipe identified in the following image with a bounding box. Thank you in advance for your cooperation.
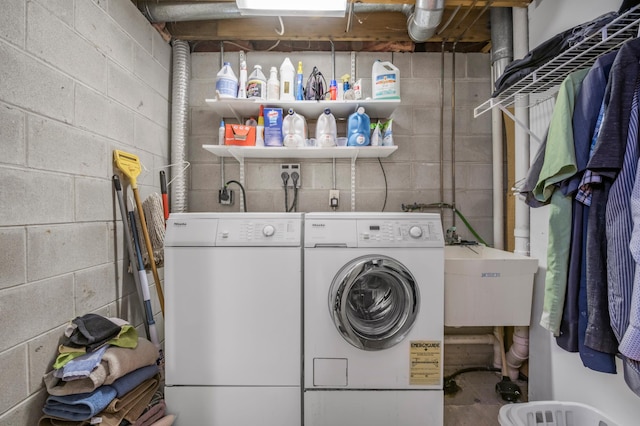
[139,2,445,43]
[170,40,191,213]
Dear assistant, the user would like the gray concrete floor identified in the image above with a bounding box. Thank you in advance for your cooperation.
[444,370,529,426]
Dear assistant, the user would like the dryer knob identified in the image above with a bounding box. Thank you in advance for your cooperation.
[262,225,275,237]
[409,226,423,239]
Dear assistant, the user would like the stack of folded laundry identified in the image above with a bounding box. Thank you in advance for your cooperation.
[39,313,174,426]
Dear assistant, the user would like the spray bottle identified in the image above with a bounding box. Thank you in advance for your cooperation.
[218,119,225,145]
[256,105,265,146]
[295,61,304,101]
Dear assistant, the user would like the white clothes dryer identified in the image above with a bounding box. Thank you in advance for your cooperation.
[164,213,303,426]
[304,212,444,426]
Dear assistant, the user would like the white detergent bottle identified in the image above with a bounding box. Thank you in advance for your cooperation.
[315,108,337,147]
[372,60,400,100]
[280,57,295,101]
[267,66,280,101]
[282,109,307,147]
[246,65,267,100]
[215,62,238,98]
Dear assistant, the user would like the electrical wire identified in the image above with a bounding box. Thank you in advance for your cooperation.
[378,158,388,212]
[225,180,247,212]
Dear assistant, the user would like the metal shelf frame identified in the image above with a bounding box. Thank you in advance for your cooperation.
[474,6,640,118]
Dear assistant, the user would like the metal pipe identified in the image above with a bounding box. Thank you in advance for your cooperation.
[406,0,446,42]
[170,40,191,213]
[440,40,446,219]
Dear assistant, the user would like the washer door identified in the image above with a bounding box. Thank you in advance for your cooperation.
[329,255,420,351]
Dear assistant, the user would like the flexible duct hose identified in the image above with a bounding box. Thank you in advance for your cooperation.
[170,40,190,212]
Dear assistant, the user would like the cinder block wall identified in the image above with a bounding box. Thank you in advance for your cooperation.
[188,51,495,244]
[0,0,171,422]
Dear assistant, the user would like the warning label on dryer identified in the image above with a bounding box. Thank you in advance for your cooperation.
[409,341,441,386]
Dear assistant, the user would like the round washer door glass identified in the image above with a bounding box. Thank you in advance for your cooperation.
[329,255,420,351]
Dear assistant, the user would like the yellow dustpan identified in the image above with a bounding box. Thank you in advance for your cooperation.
[113,150,165,315]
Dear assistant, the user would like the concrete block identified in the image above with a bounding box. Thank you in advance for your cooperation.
[76,177,114,222]
[0,168,74,227]
[452,80,492,107]
[0,43,74,123]
[190,108,218,137]
[400,78,441,107]
[134,115,169,158]
[356,161,411,190]
[190,78,217,107]
[0,345,28,414]
[1,0,25,47]
[391,53,412,81]
[108,0,153,54]
[27,223,109,281]
[245,162,285,190]
[0,276,74,353]
[0,228,26,290]
[27,1,107,93]
[190,163,219,191]
[75,263,125,314]
[413,107,450,136]
[33,0,73,25]
[152,31,172,71]
[391,135,442,163]
[455,163,494,190]
[467,53,491,79]
[414,162,452,190]
[76,0,134,72]
[0,390,47,426]
[27,325,66,393]
[191,53,221,79]
[0,104,26,166]
[27,115,109,178]
[455,188,493,218]
[134,44,170,98]
[107,61,169,126]
[75,85,135,144]
[454,135,493,163]
[412,52,451,79]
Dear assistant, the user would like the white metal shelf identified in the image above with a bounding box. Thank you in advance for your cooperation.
[205,98,400,121]
[474,6,640,117]
[202,144,397,160]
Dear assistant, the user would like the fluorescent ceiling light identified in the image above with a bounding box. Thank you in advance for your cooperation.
[236,0,347,17]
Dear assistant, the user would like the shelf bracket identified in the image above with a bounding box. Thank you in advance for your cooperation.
[350,155,358,212]
[498,104,543,145]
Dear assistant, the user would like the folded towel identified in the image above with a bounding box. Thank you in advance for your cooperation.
[63,314,122,352]
[134,400,166,426]
[44,338,158,396]
[54,345,109,381]
[149,414,175,426]
[111,365,159,398]
[38,415,87,425]
[98,376,159,426]
[42,385,117,421]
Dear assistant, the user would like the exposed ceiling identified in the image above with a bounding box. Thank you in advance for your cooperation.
[134,0,532,53]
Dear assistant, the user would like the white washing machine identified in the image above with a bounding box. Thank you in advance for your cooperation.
[304,212,445,426]
[164,212,303,426]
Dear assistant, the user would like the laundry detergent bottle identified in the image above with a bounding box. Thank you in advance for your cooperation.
[246,65,267,100]
[316,108,337,147]
[282,109,307,147]
[280,57,295,101]
[347,107,371,146]
[215,61,238,98]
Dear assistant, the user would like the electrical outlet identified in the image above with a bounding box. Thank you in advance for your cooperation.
[280,163,301,188]
[218,188,234,205]
[329,189,340,209]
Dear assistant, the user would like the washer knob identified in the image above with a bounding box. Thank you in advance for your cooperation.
[262,225,275,237]
[409,226,423,239]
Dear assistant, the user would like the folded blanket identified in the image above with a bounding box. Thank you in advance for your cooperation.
[134,400,166,426]
[54,345,109,381]
[111,365,159,398]
[98,376,159,426]
[63,314,122,352]
[44,338,158,396]
[42,385,116,421]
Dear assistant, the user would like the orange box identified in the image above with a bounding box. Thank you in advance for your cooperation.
[225,124,256,146]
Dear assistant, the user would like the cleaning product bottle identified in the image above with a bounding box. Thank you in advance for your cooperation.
[255,105,265,146]
[341,74,354,100]
[237,58,247,98]
[215,62,238,99]
[246,65,267,100]
[218,119,225,145]
[329,79,337,101]
[295,61,304,101]
[282,109,307,147]
[316,108,337,147]
[372,60,400,99]
[267,66,280,101]
[280,57,295,101]
[347,107,371,146]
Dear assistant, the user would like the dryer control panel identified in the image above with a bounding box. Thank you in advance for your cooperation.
[216,218,301,246]
[356,219,444,248]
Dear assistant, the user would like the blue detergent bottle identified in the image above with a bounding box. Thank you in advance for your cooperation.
[347,107,371,146]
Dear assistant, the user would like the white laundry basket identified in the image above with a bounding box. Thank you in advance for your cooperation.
[498,401,619,426]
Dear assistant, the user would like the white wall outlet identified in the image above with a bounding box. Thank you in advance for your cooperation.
[329,189,340,209]
[280,163,301,188]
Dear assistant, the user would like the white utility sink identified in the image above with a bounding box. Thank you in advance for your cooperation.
[444,245,538,327]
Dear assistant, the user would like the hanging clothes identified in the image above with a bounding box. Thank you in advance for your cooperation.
[534,68,589,336]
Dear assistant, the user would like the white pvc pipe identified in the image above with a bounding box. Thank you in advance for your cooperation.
[506,326,530,380]
[444,334,503,369]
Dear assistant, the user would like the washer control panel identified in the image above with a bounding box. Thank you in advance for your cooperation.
[356,219,444,247]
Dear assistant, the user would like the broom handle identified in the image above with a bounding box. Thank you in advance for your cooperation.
[132,187,165,315]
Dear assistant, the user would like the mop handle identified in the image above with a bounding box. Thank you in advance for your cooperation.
[160,170,169,221]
